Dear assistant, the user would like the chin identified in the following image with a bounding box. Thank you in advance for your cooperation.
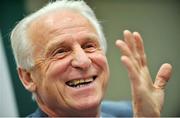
[72,94,102,115]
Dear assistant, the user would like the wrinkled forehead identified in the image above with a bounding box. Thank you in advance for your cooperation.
[27,10,98,46]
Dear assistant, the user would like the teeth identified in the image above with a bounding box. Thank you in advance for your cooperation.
[66,77,95,87]
[85,78,93,82]
[79,79,84,83]
[74,80,80,85]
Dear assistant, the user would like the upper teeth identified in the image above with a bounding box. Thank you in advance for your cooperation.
[66,78,94,87]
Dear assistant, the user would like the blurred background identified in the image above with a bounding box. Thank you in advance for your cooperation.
[0,0,180,117]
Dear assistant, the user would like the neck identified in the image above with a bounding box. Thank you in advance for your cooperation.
[35,94,101,117]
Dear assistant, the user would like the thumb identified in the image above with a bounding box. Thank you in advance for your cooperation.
[154,63,172,89]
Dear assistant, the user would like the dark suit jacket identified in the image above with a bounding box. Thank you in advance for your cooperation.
[28,101,133,117]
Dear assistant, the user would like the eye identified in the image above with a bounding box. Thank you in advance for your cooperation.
[82,42,97,53]
[53,47,70,58]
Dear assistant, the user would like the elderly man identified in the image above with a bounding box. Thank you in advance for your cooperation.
[10,0,172,117]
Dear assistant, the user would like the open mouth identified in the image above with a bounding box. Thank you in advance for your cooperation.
[65,76,97,88]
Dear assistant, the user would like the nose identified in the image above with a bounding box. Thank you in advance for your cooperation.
[71,45,92,70]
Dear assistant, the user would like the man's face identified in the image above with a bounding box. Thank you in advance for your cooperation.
[28,10,109,116]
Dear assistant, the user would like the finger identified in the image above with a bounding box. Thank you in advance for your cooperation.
[133,32,145,55]
[154,63,172,89]
[115,40,132,57]
[121,56,139,83]
[124,30,137,54]
[116,39,140,71]
[133,32,147,66]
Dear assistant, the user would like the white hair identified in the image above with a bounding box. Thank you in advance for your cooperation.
[11,0,107,70]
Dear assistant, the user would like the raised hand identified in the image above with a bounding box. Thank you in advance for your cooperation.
[115,30,172,117]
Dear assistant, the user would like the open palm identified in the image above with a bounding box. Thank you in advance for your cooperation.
[116,30,172,117]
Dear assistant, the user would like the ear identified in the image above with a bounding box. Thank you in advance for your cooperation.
[18,67,37,92]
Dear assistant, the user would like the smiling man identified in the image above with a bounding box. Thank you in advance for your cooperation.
[10,0,172,117]
[25,10,109,116]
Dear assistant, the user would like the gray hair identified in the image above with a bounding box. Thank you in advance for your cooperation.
[11,0,107,70]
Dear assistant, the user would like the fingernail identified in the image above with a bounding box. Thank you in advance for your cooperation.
[115,40,122,45]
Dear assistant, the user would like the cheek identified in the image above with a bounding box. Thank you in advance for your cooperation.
[90,52,110,86]
[36,59,71,108]
[46,58,71,80]
[91,52,109,75]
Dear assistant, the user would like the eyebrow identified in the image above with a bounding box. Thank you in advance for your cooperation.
[44,39,67,57]
[44,33,99,56]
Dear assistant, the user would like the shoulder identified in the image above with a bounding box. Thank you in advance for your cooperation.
[27,108,47,117]
[101,101,133,117]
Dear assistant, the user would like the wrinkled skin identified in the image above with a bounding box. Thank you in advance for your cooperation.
[18,10,109,117]
[17,10,172,117]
